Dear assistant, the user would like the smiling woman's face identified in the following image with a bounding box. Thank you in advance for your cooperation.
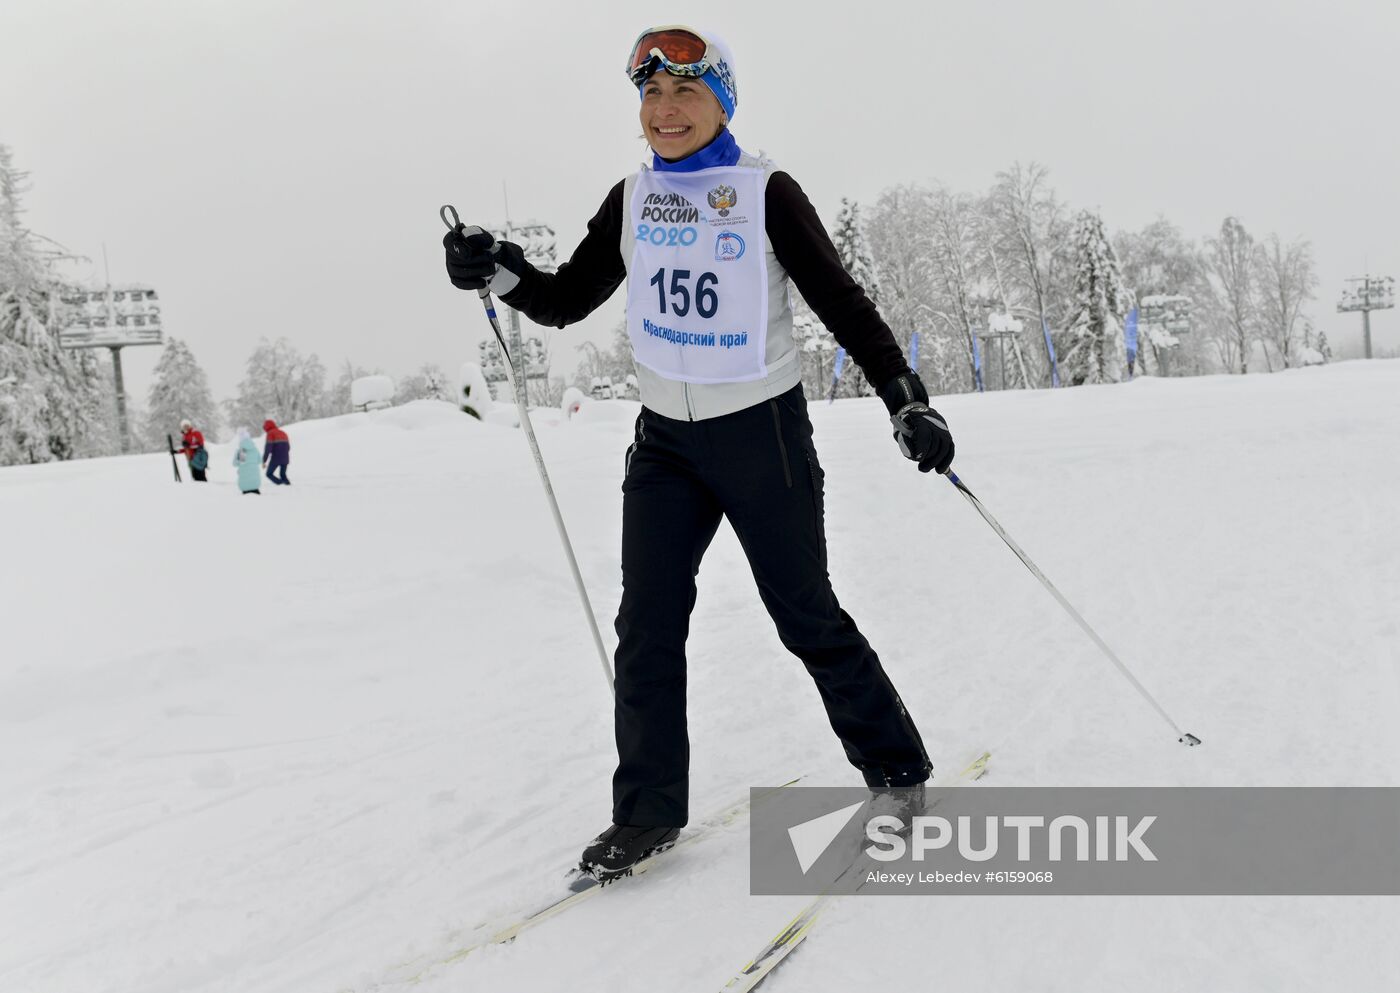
[638,70,727,161]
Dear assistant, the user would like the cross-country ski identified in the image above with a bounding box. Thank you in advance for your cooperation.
[721,752,991,993]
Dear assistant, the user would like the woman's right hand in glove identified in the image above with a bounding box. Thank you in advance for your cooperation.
[442,225,526,293]
[442,225,499,291]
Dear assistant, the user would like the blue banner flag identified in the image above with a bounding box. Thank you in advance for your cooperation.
[909,331,920,371]
[1042,319,1060,388]
[1124,308,1139,379]
[827,347,847,404]
[972,336,985,393]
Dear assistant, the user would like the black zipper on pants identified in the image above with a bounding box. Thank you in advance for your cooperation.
[769,400,793,488]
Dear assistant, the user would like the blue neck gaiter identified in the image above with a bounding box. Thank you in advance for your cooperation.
[653,128,741,173]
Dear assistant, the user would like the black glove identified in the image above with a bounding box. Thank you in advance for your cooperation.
[878,371,954,474]
[442,225,528,292]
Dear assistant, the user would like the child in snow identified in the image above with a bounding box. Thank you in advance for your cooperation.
[233,428,262,495]
[262,419,291,486]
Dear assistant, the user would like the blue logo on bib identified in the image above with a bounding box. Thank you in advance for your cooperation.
[715,231,745,262]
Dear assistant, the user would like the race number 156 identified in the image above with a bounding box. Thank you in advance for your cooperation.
[649,267,718,319]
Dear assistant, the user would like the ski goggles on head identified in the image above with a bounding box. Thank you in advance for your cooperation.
[626,25,716,86]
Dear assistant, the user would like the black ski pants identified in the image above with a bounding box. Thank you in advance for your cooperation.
[612,385,931,827]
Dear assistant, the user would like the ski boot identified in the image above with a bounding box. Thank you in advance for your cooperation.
[579,824,680,883]
[867,782,928,838]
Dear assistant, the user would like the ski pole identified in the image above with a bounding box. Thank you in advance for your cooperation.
[167,434,183,483]
[440,205,615,696]
[941,467,1199,746]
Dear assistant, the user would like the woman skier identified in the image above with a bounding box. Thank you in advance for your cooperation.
[233,428,262,495]
[441,25,956,881]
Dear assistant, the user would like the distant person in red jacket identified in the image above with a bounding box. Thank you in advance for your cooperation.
[262,419,291,486]
[179,419,209,482]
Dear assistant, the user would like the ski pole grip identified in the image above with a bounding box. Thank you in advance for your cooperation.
[442,204,489,302]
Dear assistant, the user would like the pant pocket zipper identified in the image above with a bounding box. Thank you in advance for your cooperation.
[769,401,793,488]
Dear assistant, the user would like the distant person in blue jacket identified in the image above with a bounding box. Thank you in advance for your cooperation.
[233,428,261,495]
[262,418,291,486]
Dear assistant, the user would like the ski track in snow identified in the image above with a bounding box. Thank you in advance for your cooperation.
[2,362,1399,992]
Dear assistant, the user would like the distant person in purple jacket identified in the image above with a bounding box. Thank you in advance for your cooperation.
[262,419,291,486]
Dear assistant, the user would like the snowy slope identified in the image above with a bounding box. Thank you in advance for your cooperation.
[2,362,1398,993]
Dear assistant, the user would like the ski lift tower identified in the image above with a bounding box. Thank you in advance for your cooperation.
[971,298,1024,391]
[1139,295,1193,376]
[490,220,556,404]
[57,281,163,453]
[1336,275,1394,359]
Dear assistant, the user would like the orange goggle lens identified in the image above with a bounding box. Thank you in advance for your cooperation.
[628,28,708,74]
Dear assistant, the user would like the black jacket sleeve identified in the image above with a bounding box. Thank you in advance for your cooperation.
[765,171,909,391]
[498,181,627,329]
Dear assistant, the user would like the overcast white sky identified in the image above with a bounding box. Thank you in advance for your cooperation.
[5,0,1397,404]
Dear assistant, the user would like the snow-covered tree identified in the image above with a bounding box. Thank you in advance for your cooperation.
[789,288,836,400]
[325,360,375,416]
[926,187,988,392]
[1253,233,1316,370]
[985,162,1072,386]
[572,321,635,393]
[0,144,106,465]
[828,198,879,397]
[393,363,451,405]
[1113,217,1209,377]
[71,354,123,458]
[1294,320,1326,367]
[865,182,992,395]
[422,364,449,401]
[142,337,219,449]
[1204,216,1258,374]
[1115,218,1201,302]
[866,185,942,386]
[1062,210,1128,385]
[831,199,881,307]
[224,337,326,432]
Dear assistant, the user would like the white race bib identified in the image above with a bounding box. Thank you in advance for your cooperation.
[626,164,768,384]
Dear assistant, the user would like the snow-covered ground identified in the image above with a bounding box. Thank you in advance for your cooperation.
[3,361,1398,993]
